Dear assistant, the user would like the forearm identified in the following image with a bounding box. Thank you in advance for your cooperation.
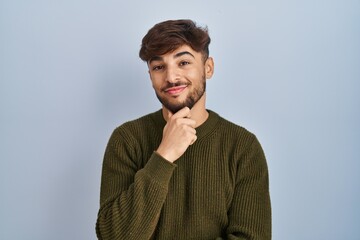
[96,152,176,240]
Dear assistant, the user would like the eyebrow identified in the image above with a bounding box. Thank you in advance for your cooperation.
[149,51,195,64]
[174,51,195,59]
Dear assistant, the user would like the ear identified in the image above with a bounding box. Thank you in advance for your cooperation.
[205,57,214,79]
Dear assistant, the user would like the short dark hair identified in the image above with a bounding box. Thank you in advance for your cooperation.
[139,19,211,62]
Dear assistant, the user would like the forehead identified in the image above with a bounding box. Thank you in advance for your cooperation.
[149,45,201,63]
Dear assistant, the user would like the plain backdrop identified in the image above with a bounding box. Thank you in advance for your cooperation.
[1,0,359,239]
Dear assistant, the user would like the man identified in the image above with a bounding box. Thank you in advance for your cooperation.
[96,19,271,240]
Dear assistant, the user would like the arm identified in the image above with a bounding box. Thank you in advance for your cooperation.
[224,136,272,240]
[96,127,176,240]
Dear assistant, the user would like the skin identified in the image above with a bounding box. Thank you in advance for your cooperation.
[148,45,214,162]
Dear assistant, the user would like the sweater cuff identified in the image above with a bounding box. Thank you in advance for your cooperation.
[142,152,177,187]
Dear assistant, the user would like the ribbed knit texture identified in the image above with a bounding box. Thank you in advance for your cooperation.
[96,110,271,240]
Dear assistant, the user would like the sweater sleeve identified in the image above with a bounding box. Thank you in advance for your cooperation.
[224,135,272,240]
[96,127,176,240]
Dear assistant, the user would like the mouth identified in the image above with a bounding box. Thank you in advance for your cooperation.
[163,85,188,95]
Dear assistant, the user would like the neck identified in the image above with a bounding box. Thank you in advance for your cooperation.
[162,93,209,128]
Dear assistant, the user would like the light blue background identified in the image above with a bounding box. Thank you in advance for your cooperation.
[1,0,359,239]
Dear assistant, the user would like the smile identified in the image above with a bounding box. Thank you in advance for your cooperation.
[164,85,188,95]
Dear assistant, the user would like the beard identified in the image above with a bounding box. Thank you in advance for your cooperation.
[155,76,206,114]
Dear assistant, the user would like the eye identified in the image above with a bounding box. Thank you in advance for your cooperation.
[179,61,190,66]
[152,65,164,71]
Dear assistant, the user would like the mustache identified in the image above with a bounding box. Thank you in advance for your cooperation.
[161,81,191,91]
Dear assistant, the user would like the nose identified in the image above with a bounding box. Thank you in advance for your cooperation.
[165,66,179,83]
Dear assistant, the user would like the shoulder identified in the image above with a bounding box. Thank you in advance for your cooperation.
[212,111,267,167]
[109,110,163,144]
[208,110,265,158]
[212,111,256,143]
[114,110,161,132]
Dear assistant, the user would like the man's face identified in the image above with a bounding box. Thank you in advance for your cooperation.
[148,45,214,113]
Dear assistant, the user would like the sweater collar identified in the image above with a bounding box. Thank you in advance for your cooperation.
[151,109,220,140]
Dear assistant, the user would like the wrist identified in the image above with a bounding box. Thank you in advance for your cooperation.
[155,148,176,163]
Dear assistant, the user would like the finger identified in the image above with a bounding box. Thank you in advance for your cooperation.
[176,118,196,128]
[172,107,191,119]
[183,124,196,134]
[167,110,173,120]
[189,135,197,145]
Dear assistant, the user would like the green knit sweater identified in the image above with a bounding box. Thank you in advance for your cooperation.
[96,110,271,240]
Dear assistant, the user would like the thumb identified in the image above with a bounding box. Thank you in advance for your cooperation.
[167,109,173,120]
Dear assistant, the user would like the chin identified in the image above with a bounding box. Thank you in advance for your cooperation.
[165,101,195,114]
